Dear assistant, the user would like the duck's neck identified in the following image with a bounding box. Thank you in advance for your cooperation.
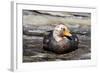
[53,30,63,42]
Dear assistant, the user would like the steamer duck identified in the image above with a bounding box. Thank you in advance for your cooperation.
[43,24,79,54]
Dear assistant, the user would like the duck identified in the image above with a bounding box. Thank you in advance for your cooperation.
[43,23,79,54]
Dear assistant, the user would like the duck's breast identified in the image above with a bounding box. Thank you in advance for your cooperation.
[48,37,71,53]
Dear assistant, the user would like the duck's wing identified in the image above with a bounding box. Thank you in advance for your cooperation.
[66,34,79,42]
[68,34,79,49]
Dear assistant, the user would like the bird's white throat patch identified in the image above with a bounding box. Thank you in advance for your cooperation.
[53,30,62,42]
[53,34,62,42]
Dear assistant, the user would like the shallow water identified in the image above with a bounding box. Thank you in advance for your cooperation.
[23,10,91,62]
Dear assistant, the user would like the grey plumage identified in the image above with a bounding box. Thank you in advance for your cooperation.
[43,31,79,54]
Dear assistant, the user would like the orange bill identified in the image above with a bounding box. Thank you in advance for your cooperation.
[63,31,72,36]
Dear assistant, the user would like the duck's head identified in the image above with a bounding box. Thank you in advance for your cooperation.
[53,24,72,42]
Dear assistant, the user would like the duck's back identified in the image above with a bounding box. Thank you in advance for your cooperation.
[43,31,53,50]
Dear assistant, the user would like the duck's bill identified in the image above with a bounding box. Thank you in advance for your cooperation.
[63,31,72,36]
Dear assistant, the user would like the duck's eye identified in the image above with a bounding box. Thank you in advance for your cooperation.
[62,28,65,31]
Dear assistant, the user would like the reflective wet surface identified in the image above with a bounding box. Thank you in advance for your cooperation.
[23,10,91,62]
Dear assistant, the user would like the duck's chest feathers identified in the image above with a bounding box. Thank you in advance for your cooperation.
[58,38,70,48]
